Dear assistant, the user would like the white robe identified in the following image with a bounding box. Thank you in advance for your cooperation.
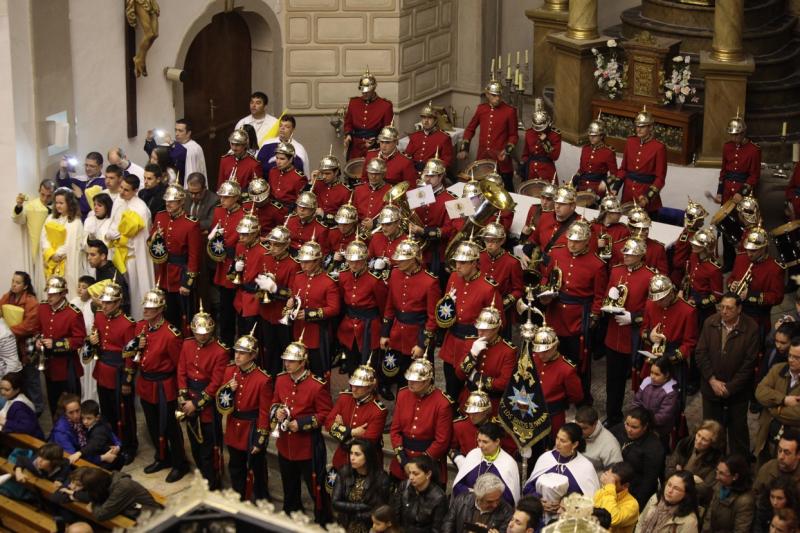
[40,214,86,298]
[70,296,98,402]
[236,113,278,147]
[452,447,521,505]
[112,196,154,320]
[183,139,207,181]
[12,198,50,294]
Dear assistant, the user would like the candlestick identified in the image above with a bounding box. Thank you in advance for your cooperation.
[516,51,520,65]
[519,71,524,91]
[525,49,529,65]
[506,65,511,80]
[491,58,495,75]
[794,143,800,163]
[782,121,788,137]
[514,68,520,88]
[507,53,511,67]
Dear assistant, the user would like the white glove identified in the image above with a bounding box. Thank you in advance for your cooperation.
[513,244,530,269]
[449,287,458,303]
[470,337,488,357]
[614,311,632,326]
[256,274,277,293]
[207,224,221,241]
[373,258,386,270]
[235,260,245,272]
[516,298,529,315]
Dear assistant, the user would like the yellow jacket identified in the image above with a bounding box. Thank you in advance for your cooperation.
[593,483,640,533]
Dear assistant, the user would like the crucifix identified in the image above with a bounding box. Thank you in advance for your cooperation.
[124,0,161,137]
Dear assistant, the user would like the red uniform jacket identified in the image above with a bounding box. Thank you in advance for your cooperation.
[221,362,273,451]
[574,144,618,194]
[786,162,800,217]
[439,273,503,366]
[361,149,417,188]
[233,241,268,317]
[151,211,202,292]
[479,250,524,309]
[92,310,136,390]
[327,227,361,256]
[325,391,387,469]
[668,228,696,286]
[729,255,785,329]
[522,128,561,182]
[618,136,667,213]
[590,221,630,250]
[534,353,583,436]
[451,416,517,458]
[210,205,244,289]
[685,254,723,309]
[405,128,454,170]
[259,253,298,323]
[290,270,340,349]
[353,182,391,221]
[242,200,285,237]
[337,268,387,352]
[416,187,456,266]
[273,371,333,461]
[268,166,307,207]
[719,140,760,202]
[641,298,698,362]
[543,246,608,337]
[133,318,182,403]
[610,237,668,275]
[454,337,516,415]
[463,102,519,174]
[312,180,351,217]
[529,211,582,252]
[218,153,263,191]
[390,386,453,479]
[367,231,404,263]
[344,95,394,159]
[604,264,655,354]
[177,338,229,424]
[38,301,85,383]
[286,215,330,255]
[382,268,440,355]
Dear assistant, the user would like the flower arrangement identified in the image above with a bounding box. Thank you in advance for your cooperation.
[663,55,699,106]
[591,40,626,100]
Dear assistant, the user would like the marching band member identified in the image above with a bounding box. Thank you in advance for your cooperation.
[519,183,557,244]
[479,221,523,325]
[258,225,297,376]
[272,336,333,524]
[127,285,187,482]
[218,129,263,191]
[390,359,453,483]
[405,102,454,171]
[244,178,283,237]
[522,185,580,268]
[268,141,307,212]
[218,326,272,501]
[610,207,668,275]
[717,113,759,205]
[409,156,455,281]
[311,151,351,227]
[521,98,561,184]
[450,388,517,466]
[354,158,391,232]
[232,212,267,335]
[668,199,707,286]
[177,304,228,490]
[325,361,387,469]
[286,191,330,255]
[36,276,86,415]
[589,193,630,261]
[367,205,405,274]
[572,118,618,199]
[343,70,394,160]
[327,202,363,268]
[360,125,416,187]
[680,227,724,326]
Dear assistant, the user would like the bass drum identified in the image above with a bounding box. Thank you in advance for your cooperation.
[710,198,744,245]
[518,179,550,198]
[770,220,800,267]
[458,159,497,182]
[343,157,365,186]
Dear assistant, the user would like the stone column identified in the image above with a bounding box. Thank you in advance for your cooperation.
[710,0,745,62]
[526,1,569,93]
[566,0,598,41]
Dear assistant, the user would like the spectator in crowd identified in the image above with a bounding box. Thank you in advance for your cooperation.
[331,439,391,533]
[593,461,640,533]
[612,407,665,510]
[55,152,105,219]
[370,504,401,533]
[257,114,310,174]
[82,193,115,248]
[13,178,56,292]
[49,393,86,456]
[0,443,72,502]
[0,371,44,438]
[392,454,448,533]
[754,431,800,520]
[701,454,754,533]
[67,399,122,469]
[490,495,544,533]
[575,405,624,475]
[755,337,800,463]
[635,471,699,533]
[184,172,218,232]
[148,145,178,185]
[763,321,796,376]
[0,271,44,414]
[443,473,513,533]
[85,239,130,313]
[0,305,22,377]
[754,477,799,533]
[234,91,278,147]
[41,187,85,297]
[107,147,144,180]
[139,163,167,218]
[665,419,726,502]
[74,467,162,522]
[770,508,799,533]
[452,421,520,505]
[631,355,680,446]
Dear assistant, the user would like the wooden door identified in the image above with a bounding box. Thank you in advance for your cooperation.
[183,12,251,190]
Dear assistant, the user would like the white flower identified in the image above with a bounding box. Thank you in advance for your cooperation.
[665,90,673,99]
[684,56,691,64]
[608,80,616,87]
[591,48,598,55]
[678,94,686,104]
[673,56,683,63]
[680,85,691,95]
[607,39,617,48]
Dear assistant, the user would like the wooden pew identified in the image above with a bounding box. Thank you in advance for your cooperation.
[1,432,166,506]
[0,457,135,530]
[0,494,56,533]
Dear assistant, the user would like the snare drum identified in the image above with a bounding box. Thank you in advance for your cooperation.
[771,220,800,267]
[343,157,365,184]
[575,191,597,207]
[710,199,744,245]
[620,202,637,216]
[458,159,497,181]
[518,179,550,198]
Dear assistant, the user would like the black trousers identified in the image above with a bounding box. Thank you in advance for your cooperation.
[228,446,267,501]
[262,322,292,376]
[443,362,463,403]
[97,385,138,455]
[722,238,736,273]
[559,335,592,405]
[500,171,514,193]
[605,348,631,426]
[165,290,193,334]
[188,419,222,490]
[702,394,750,457]
[218,287,237,347]
[278,454,331,524]
[46,379,81,417]
[140,398,187,468]
[308,348,328,380]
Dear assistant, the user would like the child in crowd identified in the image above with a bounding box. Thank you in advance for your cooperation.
[71,275,97,402]
[67,399,122,469]
[370,505,401,533]
[0,443,73,502]
[631,356,679,447]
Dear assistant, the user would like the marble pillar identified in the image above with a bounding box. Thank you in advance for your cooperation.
[566,0,598,41]
[526,1,569,93]
[710,0,745,62]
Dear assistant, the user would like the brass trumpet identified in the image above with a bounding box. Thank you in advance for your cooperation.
[36,336,46,372]
[175,408,204,443]
[230,255,244,285]
[731,262,753,298]
[598,232,613,261]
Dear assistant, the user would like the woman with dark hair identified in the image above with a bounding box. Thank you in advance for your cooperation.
[612,406,665,510]
[665,419,726,502]
[41,187,85,297]
[48,393,86,455]
[241,124,260,157]
[149,145,178,184]
[524,422,600,519]
[452,421,520,505]
[635,471,699,533]
[0,371,44,438]
[73,467,161,521]
[632,356,680,445]
[701,454,754,533]
[753,476,799,533]
[83,193,115,247]
[331,438,391,532]
[392,454,447,533]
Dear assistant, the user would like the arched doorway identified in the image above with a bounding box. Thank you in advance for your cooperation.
[183,11,251,189]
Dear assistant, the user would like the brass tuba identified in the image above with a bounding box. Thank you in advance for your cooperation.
[445,180,516,261]
[383,181,426,230]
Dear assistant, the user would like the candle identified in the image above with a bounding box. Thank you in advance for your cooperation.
[516,51,520,65]
[794,143,800,163]
[491,58,495,75]
[518,71,524,91]
[506,65,512,80]
[507,53,511,67]
[525,49,529,65]
[498,55,502,70]
[783,121,788,137]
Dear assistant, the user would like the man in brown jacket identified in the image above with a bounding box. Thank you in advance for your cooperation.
[695,292,759,457]
[755,339,800,463]
[753,431,800,519]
